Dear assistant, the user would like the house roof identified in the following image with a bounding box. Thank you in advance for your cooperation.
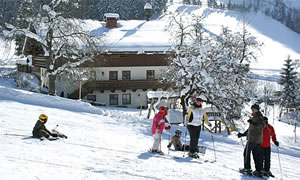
[87,19,172,53]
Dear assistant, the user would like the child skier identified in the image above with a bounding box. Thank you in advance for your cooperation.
[32,114,67,140]
[32,114,59,140]
[261,117,279,177]
[151,106,169,155]
[167,129,190,151]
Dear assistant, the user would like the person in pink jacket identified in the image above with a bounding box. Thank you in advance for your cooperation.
[151,106,169,154]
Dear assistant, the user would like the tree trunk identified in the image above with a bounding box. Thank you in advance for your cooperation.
[295,123,297,143]
[181,96,186,124]
[49,74,56,96]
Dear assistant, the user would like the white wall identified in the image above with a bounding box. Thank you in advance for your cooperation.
[92,66,167,80]
[55,66,168,108]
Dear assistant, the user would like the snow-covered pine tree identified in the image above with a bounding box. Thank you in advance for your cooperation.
[278,56,299,111]
[2,0,102,95]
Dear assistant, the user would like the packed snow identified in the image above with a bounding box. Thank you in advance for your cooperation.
[1,69,300,180]
[1,0,300,179]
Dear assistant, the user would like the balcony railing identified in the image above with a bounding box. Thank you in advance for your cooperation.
[85,80,169,90]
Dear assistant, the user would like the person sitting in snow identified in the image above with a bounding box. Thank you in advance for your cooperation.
[167,129,190,151]
[151,106,169,155]
[32,114,59,140]
[260,117,279,177]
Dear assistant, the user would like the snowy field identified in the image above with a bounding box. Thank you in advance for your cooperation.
[1,1,300,179]
[1,70,300,180]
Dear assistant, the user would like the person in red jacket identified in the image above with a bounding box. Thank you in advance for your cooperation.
[151,106,169,155]
[261,117,279,177]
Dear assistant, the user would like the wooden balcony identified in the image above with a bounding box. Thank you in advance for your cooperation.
[68,79,172,99]
[85,80,169,91]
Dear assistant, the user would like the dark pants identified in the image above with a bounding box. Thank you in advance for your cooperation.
[244,141,263,171]
[187,125,201,153]
[179,144,190,151]
[36,130,57,139]
[262,147,271,172]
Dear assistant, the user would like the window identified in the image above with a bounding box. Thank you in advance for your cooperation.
[122,71,131,80]
[87,95,96,101]
[90,71,96,80]
[109,94,118,105]
[146,70,155,80]
[109,71,118,80]
[122,94,131,105]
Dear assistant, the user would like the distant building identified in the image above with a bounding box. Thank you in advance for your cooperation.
[24,17,174,108]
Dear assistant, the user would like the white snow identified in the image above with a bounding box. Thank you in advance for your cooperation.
[0,73,300,179]
[1,1,300,179]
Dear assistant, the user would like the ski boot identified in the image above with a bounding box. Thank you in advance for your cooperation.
[188,152,199,159]
[253,170,263,178]
[151,149,164,155]
[239,168,252,176]
[266,171,275,177]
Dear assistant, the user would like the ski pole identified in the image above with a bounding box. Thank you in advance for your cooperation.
[277,146,283,180]
[210,132,217,162]
[168,129,171,155]
[183,125,188,157]
[53,124,59,130]
[159,135,162,152]
[4,133,28,137]
[239,132,244,148]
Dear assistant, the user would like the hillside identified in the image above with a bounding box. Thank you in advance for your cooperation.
[1,1,300,179]
[1,67,300,180]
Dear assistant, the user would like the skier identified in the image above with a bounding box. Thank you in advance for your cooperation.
[186,97,211,158]
[261,117,279,177]
[151,106,169,154]
[238,104,265,178]
[32,114,59,140]
[167,129,190,151]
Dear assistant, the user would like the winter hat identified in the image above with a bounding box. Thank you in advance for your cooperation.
[196,97,202,102]
[251,104,260,111]
[175,129,182,135]
[159,106,169,116]
[39,114,48,123]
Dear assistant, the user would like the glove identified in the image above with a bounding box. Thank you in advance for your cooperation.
[167,144,171,148]
[237,133,243,138]
[208,122,212,127]
[274,141,279,146]
[247,119,257,126]
[165,126,171,130]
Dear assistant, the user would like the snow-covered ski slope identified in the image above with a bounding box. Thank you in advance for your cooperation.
[167,0,300,81]
[1,71,300,180]
[1,1,300,179]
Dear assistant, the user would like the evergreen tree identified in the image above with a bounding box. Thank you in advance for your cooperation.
[278,56,299,110]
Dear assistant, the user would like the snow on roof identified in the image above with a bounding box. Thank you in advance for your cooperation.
[103,13,119,19]
[87,19,172,53]
[144,2,152,10]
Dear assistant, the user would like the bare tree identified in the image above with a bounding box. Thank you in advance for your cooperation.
[3,0,102,95]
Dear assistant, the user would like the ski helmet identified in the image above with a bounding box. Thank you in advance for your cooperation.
[159,106,169,116]
[39,114,48,123]
[175,129,182,135]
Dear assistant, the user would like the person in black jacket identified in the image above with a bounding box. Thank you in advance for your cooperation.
[238,104,265,178]
[32,114,59,140]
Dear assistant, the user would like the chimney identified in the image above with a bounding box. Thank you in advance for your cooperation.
[144,2,152,21]
[103,13,119,28]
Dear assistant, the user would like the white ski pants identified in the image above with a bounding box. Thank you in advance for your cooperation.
[152,131,161,151]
